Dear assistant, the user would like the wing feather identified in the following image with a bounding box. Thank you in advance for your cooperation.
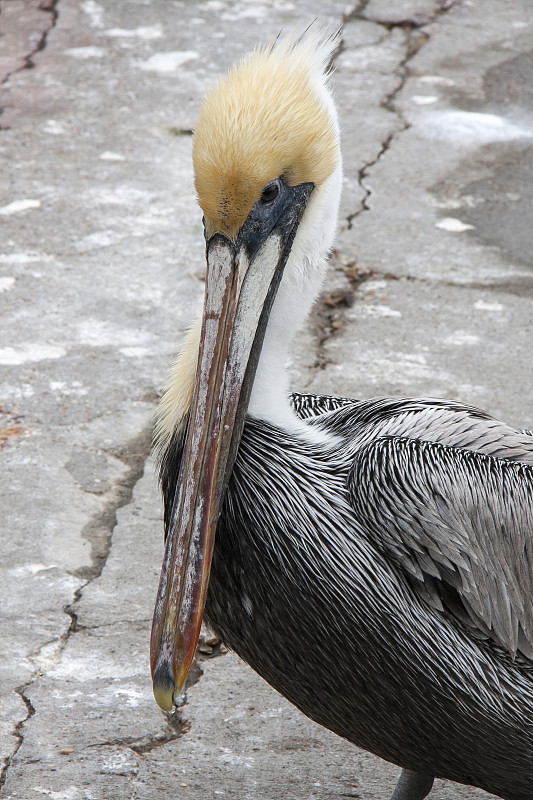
[348,436,533,659]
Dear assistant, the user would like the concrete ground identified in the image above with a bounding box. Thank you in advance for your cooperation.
[1,0,532,798]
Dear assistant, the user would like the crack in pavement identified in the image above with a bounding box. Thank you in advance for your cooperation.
[86,710,185,756]
[351,0,457,30]
[344,0,460,229]
[75,427,154,581]
[23,0,59,66]
[0,0,59,103]
[309,260,406,377]
[307,1,459,378]
[0,685,36,791]
[1,418,228,784]
[0,0,59,129]
[311,259,374,373]
[76,639,228,757]
[0,424,154,789]
[344,36,417,230]
[64,424,154,638]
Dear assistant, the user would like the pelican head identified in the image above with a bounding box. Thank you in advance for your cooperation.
[150,30,342,711]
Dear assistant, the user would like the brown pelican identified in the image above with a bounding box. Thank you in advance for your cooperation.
[149,31,533,800]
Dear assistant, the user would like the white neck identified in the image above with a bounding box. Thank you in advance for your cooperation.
[247,162,343,441]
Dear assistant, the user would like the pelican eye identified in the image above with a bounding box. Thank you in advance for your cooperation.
[260,181,280,204]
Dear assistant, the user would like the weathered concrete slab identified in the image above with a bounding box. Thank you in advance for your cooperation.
[309,272,533,429]
[337,0,533,286]
[1,0,531,798]
[0,0,56,86]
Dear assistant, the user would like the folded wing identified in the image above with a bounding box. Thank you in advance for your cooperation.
[348,436,533,659]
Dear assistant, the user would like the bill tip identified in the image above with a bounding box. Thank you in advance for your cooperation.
[152,661,177,712]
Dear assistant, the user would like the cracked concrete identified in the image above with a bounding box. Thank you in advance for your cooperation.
[1,1,532,798]
[340,0,461,229]
[0,0,58,91]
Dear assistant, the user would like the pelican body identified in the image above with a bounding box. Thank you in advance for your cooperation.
[150,33,533,800]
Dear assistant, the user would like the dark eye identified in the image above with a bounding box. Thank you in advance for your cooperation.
[260,181,280,204]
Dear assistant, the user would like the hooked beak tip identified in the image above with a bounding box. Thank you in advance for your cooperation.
[152,661,177,712]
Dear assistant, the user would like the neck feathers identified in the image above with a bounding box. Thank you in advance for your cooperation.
[153,315,200,460]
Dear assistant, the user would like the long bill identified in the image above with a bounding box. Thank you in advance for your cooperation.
[150,184,312,711]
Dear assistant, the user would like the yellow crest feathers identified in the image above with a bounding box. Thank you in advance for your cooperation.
[192,31,341,240]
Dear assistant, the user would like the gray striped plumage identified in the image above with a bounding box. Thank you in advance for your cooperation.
[159,393,533,800]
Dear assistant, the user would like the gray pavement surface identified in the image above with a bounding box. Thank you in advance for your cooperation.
[1,1,532,798]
